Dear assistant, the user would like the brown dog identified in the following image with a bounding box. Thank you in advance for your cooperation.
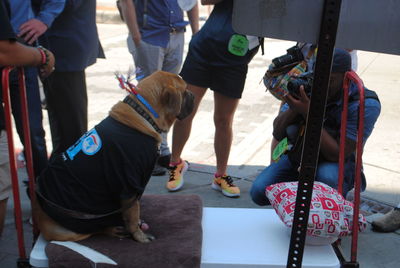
[33,71,194,243]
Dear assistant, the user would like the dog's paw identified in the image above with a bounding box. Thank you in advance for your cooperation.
[104,226,131,239]
[132,229,155,243]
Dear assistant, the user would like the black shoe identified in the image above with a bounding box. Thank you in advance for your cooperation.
[23,180,31,199]
[157,154,171,168]
[152,163,167,176]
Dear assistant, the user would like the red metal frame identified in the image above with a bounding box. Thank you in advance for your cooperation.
[2,67,38,261]
[337,70,365,264]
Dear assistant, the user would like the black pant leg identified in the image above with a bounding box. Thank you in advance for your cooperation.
[43,71,88,156]
[9,67,48,178]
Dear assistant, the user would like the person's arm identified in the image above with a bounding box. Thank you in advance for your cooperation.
[0,40,55,78]
[283,86,357,161]
[186,3,199,34]
[321,96,381,162]
[319,130,356,162]
[273,87,309,141]
[270,101,285,163]
[19,0,66,45]
[119,0,141,46]
[0,40,41,66]
[272,108,298,141]
[201,0,223,5]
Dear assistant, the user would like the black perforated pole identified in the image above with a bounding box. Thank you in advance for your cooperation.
[286,0,342,267]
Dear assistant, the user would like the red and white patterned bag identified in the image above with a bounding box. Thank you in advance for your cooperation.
[266,181,367,241]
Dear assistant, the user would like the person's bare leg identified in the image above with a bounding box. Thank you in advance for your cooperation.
[213,92,239,175]
[0,198,8,236]
[170,84,207,163]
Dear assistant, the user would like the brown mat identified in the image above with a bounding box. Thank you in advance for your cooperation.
[45,194,203,268]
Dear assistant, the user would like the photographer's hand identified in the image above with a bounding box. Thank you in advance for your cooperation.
[283,86,309,118]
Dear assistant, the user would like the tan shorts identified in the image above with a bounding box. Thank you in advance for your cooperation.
[0,130,11,200]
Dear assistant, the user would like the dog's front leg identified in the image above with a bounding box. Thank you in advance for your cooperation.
[121,198,154,243]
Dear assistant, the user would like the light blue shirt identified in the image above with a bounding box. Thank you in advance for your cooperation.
[10,0,65,35]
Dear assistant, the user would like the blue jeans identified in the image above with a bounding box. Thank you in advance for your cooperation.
[7,67,48,178]
[250,154,354,206]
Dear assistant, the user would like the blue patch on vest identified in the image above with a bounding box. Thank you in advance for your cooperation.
[66,128,102,160]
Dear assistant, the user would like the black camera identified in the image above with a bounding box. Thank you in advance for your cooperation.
[287,71,314,97]
[272,46,304,68]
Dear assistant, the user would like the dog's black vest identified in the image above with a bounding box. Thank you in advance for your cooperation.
[37,116,159,233]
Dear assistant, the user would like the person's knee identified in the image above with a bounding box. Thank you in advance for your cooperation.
[250,180,270,206]
[316,163,339,189]
[213,114,233,130]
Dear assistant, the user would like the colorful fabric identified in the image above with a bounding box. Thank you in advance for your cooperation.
[266,181,367,238]
[264,61,308,101]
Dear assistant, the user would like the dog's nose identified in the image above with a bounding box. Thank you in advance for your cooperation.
[184,90,194,101]
[176,91,195,120]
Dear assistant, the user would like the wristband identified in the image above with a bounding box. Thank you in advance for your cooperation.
[37,46,50,67]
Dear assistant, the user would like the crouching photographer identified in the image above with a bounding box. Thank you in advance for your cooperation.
[250,48,381,206]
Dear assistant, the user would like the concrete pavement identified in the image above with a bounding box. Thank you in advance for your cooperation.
[0,5,399,268]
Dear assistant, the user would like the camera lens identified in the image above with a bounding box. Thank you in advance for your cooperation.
[287,79,303,96]
[272,46,304,69]
[273,55,294,68]
[287,76,313,97]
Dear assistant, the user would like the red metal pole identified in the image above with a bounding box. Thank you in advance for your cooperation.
[347,71,365,262]
[17,68,39,238]
[2,67,27,259]
[338,72,350,195]
[337,71,365,265]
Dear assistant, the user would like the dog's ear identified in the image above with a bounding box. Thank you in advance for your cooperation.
[161,85,182,116]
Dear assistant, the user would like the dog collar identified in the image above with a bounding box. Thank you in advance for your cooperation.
[123,96,164,134]
[115,72,159,118]
[132,93,159,119]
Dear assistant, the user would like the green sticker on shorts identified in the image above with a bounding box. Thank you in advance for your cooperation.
[272,137,288,162]
[228,34,249,56]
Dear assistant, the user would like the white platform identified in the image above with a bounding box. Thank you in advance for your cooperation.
[201,208,339,268]
[30,208,340,268]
